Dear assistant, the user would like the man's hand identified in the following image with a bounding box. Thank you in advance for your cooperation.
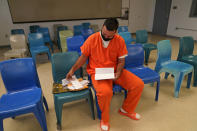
[114,71,121,80]
[66,54,88,80]
[66,70,74,80]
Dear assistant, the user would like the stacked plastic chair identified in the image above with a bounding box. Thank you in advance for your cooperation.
[125,44,160,101]
[28,33,51,63]
[177,36,197,87]
[0,58,48,131]
[118,26,128,33]
[119,32,136,45]
[51,52,95,130]
[66,35,84,54]
[155,40,193,97]
[57,26,68,50]
[81,28,94,40]
[82,22,91,29]
[37,27,54,52]
[53,24,63,44]
[136,29,157,65]
[73,25,83,36]
[59,30,73,52]
[90,24,100,32]
[11,29,25,35]
[4,35,28,59]
[29,25,40,33]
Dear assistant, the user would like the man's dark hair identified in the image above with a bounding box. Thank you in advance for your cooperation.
[103,18,119,31]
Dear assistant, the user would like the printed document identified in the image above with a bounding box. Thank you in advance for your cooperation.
[95,68,115,80]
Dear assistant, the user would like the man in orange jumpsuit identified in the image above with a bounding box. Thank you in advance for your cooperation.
[66,18,144,131]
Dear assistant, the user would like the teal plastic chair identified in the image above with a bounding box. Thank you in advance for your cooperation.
[82,22,91,29]
[177,36,197,87]
[51,52,95,130]
[119,32,136,45]
[155,40,193,98]
[118,26,128,32]
[136,30,157,65]
[37,27,54,53]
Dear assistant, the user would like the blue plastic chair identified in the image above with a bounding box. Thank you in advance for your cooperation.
[73,25,83,36]
[66,35,84,55]
[57,26,68,50]
[28,33,51,63]
[0,58,48,131]
[177,36,197,87]
[125,44,160,101]
[81,28,94,40]
[155,40,193,98]
[29,25,40,33]
[82,22,91,29]
[119,32,136,45]
[37,27,54,53]
[136,30,157,65]
[11,29,25,35]
[118,26,128,33]
[51,52,95,130]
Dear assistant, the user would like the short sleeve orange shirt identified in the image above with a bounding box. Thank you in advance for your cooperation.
[80,32,128,75]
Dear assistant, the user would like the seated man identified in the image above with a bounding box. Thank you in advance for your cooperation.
[66,18,144,131]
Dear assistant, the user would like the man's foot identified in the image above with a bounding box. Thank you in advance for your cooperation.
[118,108,141,120]
[100,120,110,131]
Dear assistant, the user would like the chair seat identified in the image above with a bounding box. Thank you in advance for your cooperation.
[161,60,193,74]
[181,55,197,65]
[4,49,27,58]
[0,88,41,116]
[142,43,157,50]
[126,67,160,84]
[54,88,90,102]
[30,46,49,53]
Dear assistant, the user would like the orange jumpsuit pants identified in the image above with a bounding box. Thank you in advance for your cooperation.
[91,69,144,123]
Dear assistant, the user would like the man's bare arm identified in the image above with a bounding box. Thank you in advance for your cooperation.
[115,58,125,80]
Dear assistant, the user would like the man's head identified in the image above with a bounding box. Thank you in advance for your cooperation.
[101,18,119,41]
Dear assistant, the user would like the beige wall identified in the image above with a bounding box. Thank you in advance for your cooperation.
[0,0,156,46]
[129,0,156,33]
[167,0,197,40]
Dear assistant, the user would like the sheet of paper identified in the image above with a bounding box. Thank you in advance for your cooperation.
[95,68,115,80]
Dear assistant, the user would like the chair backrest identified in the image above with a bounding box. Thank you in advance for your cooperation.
[59,30,73,52]
[57,26,68,45]
[82,22,91,29]
[10,35,27,50]
[136,30,148,43]
[66,35,84,54]
[118,26,128,33]
[29,25,40,33]
[119,32,132,45]
[125,44,144,68]
[81,28,94,40]
[73,25,83,36]
[28,33,45,48]
[53,24,63,42]
[51,52,82,83]
[90,24,99,32]
[177,36,194,60]
[0,58,41,93]
[155,40,171,72]
[11,29,25,35]
[37,27,51,42]
[57,26,68,32]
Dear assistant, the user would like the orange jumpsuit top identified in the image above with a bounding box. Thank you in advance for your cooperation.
[80,32,128,75]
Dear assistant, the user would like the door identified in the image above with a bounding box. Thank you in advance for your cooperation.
[152,0,172,35]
